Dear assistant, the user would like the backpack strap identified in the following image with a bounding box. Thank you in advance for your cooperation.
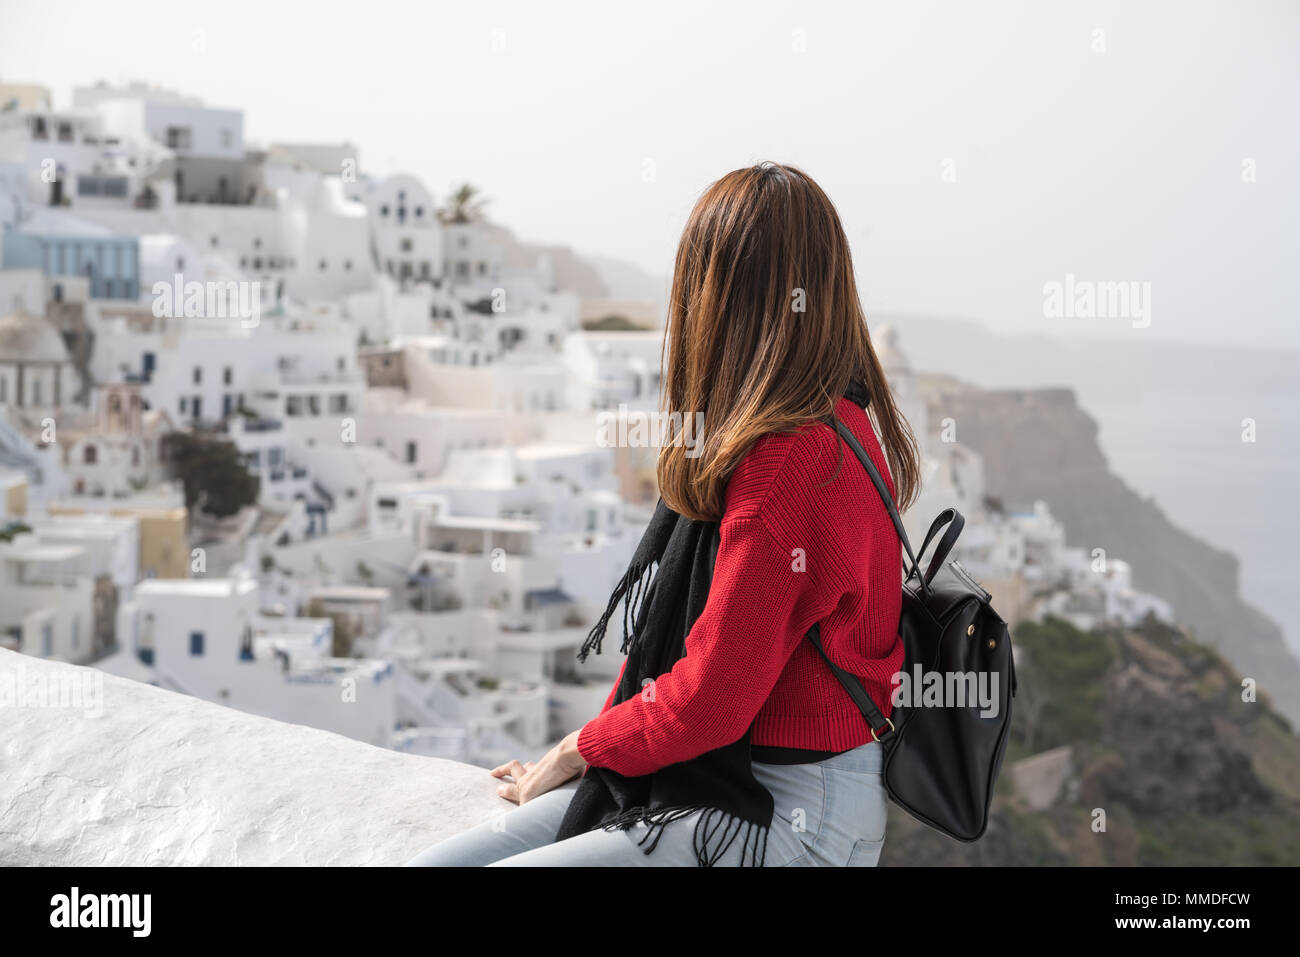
[828,416,966,590]
[806,623,895,741]
[801,415,918,743]
[827,417,923,592]
[914,509,965,588]
[808,416,975,744]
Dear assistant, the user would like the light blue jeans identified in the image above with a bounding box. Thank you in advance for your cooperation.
[403,741,887,866]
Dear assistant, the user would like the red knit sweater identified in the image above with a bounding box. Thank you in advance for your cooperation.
[577,396,904,777]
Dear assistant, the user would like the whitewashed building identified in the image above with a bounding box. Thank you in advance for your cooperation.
[0,306,79,412]
[0,531,96,663]
[112,574,397,747]
[562,329,662,411]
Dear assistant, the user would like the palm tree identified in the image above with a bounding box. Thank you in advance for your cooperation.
[439,183,490,224]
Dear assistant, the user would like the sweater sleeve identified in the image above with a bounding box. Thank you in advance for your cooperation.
[575,512,840,777]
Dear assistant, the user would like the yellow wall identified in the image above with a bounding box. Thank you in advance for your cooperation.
[46,505,190,579]
[980,574,1030,631]
[3,480,27,518]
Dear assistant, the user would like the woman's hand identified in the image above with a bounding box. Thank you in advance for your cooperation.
[491,729,587,805]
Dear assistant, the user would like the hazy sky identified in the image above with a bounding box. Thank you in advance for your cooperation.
[2,0,1297,347]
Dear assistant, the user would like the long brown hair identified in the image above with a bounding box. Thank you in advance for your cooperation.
[657,162,920,521]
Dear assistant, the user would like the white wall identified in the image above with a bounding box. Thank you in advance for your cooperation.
[1,647,509,865]
[129,580,396,746]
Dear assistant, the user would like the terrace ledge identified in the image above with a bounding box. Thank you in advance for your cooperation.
[0,648,508,865]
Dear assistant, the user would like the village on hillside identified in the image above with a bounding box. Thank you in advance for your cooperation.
[0,80,1173,767]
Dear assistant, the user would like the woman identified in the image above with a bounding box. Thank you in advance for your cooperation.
[406,162,920,867]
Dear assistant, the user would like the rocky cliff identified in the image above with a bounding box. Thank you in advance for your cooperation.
[881,616,1300,865]
[920,376,1300,730]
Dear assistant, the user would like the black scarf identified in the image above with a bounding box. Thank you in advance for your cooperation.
[554,379,871,866]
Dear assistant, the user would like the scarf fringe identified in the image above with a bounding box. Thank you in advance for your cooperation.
[597,804,769,867]
[576,557,658,663]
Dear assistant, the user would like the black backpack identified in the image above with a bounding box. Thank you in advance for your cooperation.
[803,416,1017,842]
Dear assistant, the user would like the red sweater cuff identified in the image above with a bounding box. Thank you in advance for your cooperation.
[576,720,603,767]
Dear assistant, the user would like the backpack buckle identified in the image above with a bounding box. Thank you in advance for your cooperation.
[871,718,895,742]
